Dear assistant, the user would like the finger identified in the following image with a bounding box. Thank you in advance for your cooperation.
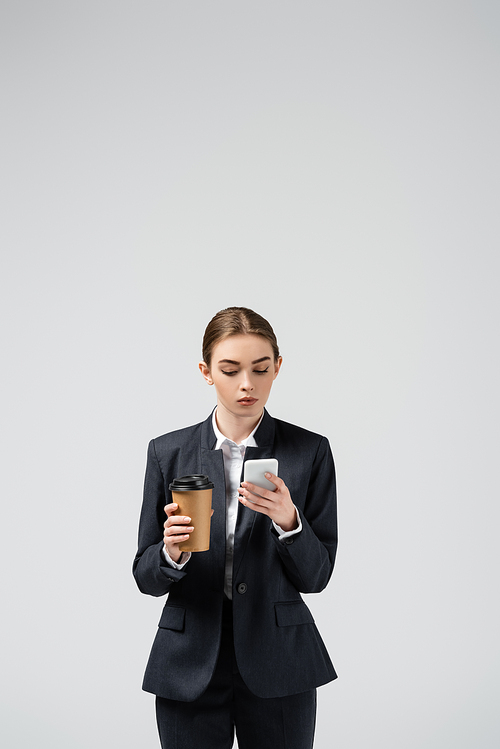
[166,522,194,532]
[240,482,275,502]
[241,481,275,501]
[263,472,284,490]
[165,532,191,545]
[165,514,191,527]
[164,521,193,535]
[239,487,272,508]
[164,527,193,543]
[164,503,179,516]
[166,525,194,537]
[238,495,270,516]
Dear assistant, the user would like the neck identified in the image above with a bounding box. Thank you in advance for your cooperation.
[215,405,263,444]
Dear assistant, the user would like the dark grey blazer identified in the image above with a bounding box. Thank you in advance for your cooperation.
[133,409,338,701]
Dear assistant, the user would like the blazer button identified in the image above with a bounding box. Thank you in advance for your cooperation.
[237,582,248,594]
[284,538,294,545]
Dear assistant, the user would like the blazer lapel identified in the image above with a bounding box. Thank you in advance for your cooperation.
[199,409,277,588]
[200,413,226,588]
[233,410,276,581]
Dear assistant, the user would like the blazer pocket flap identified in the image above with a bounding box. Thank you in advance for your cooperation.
[275,601,314,627]
[158,605,185,631]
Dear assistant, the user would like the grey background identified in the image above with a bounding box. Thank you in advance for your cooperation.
[1,1,499,747]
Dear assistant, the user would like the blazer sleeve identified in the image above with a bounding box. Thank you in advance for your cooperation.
[133,439,188,596]
[271,435,338,593]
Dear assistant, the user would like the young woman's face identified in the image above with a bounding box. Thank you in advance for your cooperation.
[200,334,282,422]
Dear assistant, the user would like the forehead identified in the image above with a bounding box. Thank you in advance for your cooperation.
[212,334,273,362]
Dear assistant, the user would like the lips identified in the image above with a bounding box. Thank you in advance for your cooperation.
[238,397,258,406]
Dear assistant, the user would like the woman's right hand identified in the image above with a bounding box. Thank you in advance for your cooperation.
[163,503,193,563]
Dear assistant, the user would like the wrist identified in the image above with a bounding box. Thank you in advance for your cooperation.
[276,509,298,533]
[165,544,182,563]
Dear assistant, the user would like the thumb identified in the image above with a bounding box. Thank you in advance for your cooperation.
[164,503,178,516]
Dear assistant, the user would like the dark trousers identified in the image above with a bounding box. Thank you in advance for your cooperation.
[155,596,316,749]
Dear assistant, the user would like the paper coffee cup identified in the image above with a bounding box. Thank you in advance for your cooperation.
[169,475,214,552]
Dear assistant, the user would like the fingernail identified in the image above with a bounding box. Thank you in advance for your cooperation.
[265,472,271,478]
[185,517,191,522]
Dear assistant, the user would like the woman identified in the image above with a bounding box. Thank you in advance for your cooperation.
[133,307,338,749]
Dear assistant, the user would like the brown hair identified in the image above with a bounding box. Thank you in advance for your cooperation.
[202,307,280,368]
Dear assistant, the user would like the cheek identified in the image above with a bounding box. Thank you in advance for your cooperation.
[262,377,274,393]
[215,378,232,397]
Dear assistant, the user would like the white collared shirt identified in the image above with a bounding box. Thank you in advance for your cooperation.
[163,409,302,597]
[212,409,261,599]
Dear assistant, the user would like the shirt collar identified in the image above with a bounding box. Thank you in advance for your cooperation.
[212,408,263,450]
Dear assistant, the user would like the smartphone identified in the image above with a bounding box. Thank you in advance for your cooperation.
[243,458,279,493]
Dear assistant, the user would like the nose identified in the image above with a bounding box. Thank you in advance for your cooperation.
[239,371,254,392]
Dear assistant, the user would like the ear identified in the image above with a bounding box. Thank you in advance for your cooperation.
[273,356,283,381]
[199,361,213,385]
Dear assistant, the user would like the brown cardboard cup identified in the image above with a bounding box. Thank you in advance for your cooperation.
[169,475,214,552]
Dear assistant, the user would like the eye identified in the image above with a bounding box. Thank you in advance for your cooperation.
[221,370,237,376]
[253,367,269,375]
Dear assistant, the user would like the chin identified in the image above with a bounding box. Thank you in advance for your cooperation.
[242,405,263,417]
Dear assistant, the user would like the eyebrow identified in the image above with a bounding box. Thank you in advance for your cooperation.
[217,356,271,366]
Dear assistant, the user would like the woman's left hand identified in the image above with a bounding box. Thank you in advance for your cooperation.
[239,473,298,532]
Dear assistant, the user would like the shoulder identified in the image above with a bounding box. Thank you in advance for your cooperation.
[150,420,204,453]
[270,416,335,479]
[271,416,328,451]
